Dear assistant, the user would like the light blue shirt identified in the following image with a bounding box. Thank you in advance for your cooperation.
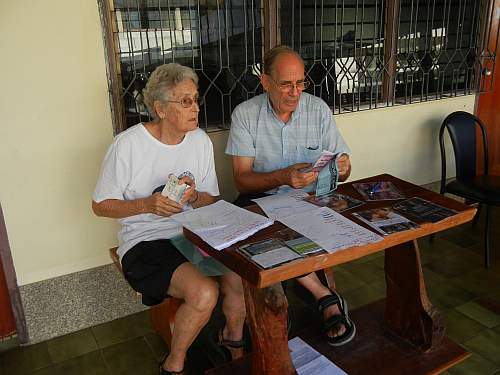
[226,92,350,193]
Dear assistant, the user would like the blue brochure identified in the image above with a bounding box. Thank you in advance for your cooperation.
[315,158,339,197]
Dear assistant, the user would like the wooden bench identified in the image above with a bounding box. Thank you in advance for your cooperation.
[109,247,182,347]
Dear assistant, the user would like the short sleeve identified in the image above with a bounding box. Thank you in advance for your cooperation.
[92,139,131,203]
[321,103,351,156]
[197,136,220,196]
[225,105,256,157]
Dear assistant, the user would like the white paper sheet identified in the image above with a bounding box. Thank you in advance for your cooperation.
[279,207,382,253]
[252,190,318,220]
[289,337,348,375]
[171,200,274,250]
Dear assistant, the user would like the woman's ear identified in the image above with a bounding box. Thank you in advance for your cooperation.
[154,101,166,119]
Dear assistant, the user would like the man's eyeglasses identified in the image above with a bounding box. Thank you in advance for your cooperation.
[268,75,310,92]
[168,96,203,108]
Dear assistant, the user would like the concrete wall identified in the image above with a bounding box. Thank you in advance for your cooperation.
[0,0,472,286]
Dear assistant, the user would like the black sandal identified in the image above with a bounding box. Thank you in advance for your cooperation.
[159,353,185,375]
[317,289,356,346]
[215,328,245,361]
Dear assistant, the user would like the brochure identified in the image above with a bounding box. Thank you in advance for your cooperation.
[276,228,325,255]
[238,238,303,269]
[353,181,405,201]
[352,207,418,235]
[315,159,339,197]
[161,174,188,203]
[300,150,336,173]
[304,192,363,213]
[392,197,457,223]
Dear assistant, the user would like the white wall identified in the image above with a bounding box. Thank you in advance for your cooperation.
[0,0,473,285]
[0,0,118,285]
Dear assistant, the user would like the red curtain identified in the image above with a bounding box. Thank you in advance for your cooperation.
[0,255,16,338]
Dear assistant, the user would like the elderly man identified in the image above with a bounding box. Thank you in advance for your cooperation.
[225,45,355,346]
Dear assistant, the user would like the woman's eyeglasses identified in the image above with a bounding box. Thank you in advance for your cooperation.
[168,96,204,108]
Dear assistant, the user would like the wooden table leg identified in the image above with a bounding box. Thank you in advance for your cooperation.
[384,240,445,352]
[242,279,296,375]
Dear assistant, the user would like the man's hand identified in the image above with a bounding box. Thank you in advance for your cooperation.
[336,154,351,181]
[144,192,183,217]
[283,163,319,189]
[178,176,197,205]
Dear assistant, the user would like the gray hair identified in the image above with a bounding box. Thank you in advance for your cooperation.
[143,63,199,121]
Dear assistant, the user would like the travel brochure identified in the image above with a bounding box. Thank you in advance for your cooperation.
[238,238,303,269]
[392,196,457,223]
[277,227,325,255]
[303,192,364,212]
[353,181,405,201]
[352,207,419,235]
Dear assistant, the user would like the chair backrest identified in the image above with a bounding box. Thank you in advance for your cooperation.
[439,111,489,187]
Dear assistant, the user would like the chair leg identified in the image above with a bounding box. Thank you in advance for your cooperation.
[472,203,482,228]
[484,205,491,268]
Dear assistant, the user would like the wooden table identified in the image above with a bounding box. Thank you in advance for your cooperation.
[185,174,476,375]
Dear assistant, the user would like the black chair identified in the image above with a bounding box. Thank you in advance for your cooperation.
[439,111,500,268]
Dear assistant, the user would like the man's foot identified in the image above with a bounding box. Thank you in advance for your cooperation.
[317,290,356,346]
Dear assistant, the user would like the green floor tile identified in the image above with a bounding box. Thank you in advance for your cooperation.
[46,328,98,364]
[427,281,475,309]
[32,350,109,375]
[342,281,385,311]
[143,332,168,362]
[102,337,157,375]
[464,330,500,366]
[443,309,487,343]
[92,311,153,348]
[0,341,52,374]
[448,353,500,375]
[456,301,500,328]
[339,261,385,285]
[327,268,367,294]
[449,268,500,296]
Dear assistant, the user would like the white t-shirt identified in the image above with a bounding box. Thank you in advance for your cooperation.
[93,124,220,260]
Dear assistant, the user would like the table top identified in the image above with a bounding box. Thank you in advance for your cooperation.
[184,174,476,288]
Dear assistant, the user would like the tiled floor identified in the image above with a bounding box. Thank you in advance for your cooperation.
[1,208,499,375]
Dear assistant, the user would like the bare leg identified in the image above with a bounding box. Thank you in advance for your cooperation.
[219,270,246,342]
[162,262,219,372]
[296,272,346,338]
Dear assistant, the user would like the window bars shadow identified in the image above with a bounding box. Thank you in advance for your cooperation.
[100,0,497,132]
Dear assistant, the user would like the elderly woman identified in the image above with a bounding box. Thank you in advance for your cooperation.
[92,63,246,374]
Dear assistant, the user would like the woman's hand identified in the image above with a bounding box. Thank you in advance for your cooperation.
[144,192,183,217]
[178,176,198,205]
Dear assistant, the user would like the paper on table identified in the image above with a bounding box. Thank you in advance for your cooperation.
[280,207,382,253]
[289,337,348,375]
[252,190,318,220]
[171,200,274,250]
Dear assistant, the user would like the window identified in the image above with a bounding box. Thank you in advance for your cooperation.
[98,0,496,133]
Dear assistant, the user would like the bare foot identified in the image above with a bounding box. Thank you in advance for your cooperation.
[322,299,347,338]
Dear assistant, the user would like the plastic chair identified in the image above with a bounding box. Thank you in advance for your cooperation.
[439,111,500,268]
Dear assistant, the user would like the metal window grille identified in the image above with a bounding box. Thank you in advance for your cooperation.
[99,0,497,132]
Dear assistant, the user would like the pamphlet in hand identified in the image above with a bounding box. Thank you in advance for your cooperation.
[304,192,363,213]
[352,207,418,235]
[315,159,339,197]
[238,238,302,269]
[392,197,457,223]
[161,174,188,203]
[300,150,336,173]
[353,181,405,201]
[276,227,325,255]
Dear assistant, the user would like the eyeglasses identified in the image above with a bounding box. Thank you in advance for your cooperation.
[267,75,310,92]
[167,96,203,108]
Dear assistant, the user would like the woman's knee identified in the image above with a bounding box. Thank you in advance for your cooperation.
[185,278,219,313]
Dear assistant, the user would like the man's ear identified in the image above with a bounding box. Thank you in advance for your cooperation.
[261,74,270,92]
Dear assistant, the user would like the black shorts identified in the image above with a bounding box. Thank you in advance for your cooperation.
[121,239,188,306]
